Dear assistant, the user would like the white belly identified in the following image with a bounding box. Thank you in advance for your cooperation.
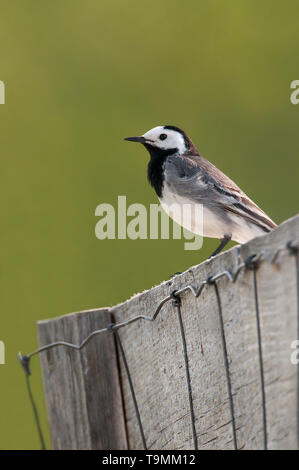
[159,187,265,243]
[159,189,224,240]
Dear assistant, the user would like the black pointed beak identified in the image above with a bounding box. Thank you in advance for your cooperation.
[124,136,146,143]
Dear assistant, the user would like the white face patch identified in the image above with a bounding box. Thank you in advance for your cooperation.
[142,126,187,154]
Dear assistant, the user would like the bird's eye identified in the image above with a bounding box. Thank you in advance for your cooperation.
[159,133,167,141]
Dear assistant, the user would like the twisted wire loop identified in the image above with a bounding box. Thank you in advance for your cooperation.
[108,324,147,450]
[171,291,198,450]
[18,353,46,450]
[244,256,268,450]
[207,278,238,450]
[287,241,299,448]
[20,241,297,362]
[17,238,299,450]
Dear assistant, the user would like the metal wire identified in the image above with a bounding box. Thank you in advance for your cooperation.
[20,241,299,361]
[211,281,237,450]
[18,354,46,450]
[171,291,198,450]
[111,325,147,450]
[251,264,267,450]
[18,239,299,450]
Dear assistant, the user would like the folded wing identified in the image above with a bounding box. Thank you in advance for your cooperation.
[165,154,277,234]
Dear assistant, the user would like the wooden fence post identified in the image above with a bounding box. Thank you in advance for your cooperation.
[38,215,299,450]
[38,308,127,450]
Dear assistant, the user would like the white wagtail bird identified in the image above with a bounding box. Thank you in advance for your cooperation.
[125,125,277,258]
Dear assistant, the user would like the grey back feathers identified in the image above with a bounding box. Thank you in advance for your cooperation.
[164,153,276,240]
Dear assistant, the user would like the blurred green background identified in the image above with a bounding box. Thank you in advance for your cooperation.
[0,0,298,449]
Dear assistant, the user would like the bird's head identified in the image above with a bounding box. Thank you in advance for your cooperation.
[125,125,197,157]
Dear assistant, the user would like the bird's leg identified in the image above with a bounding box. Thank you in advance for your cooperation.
[209,235,231,258]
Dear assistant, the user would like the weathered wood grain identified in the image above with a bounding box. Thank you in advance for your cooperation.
[38,214,299,450]
[38,308,127,450]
